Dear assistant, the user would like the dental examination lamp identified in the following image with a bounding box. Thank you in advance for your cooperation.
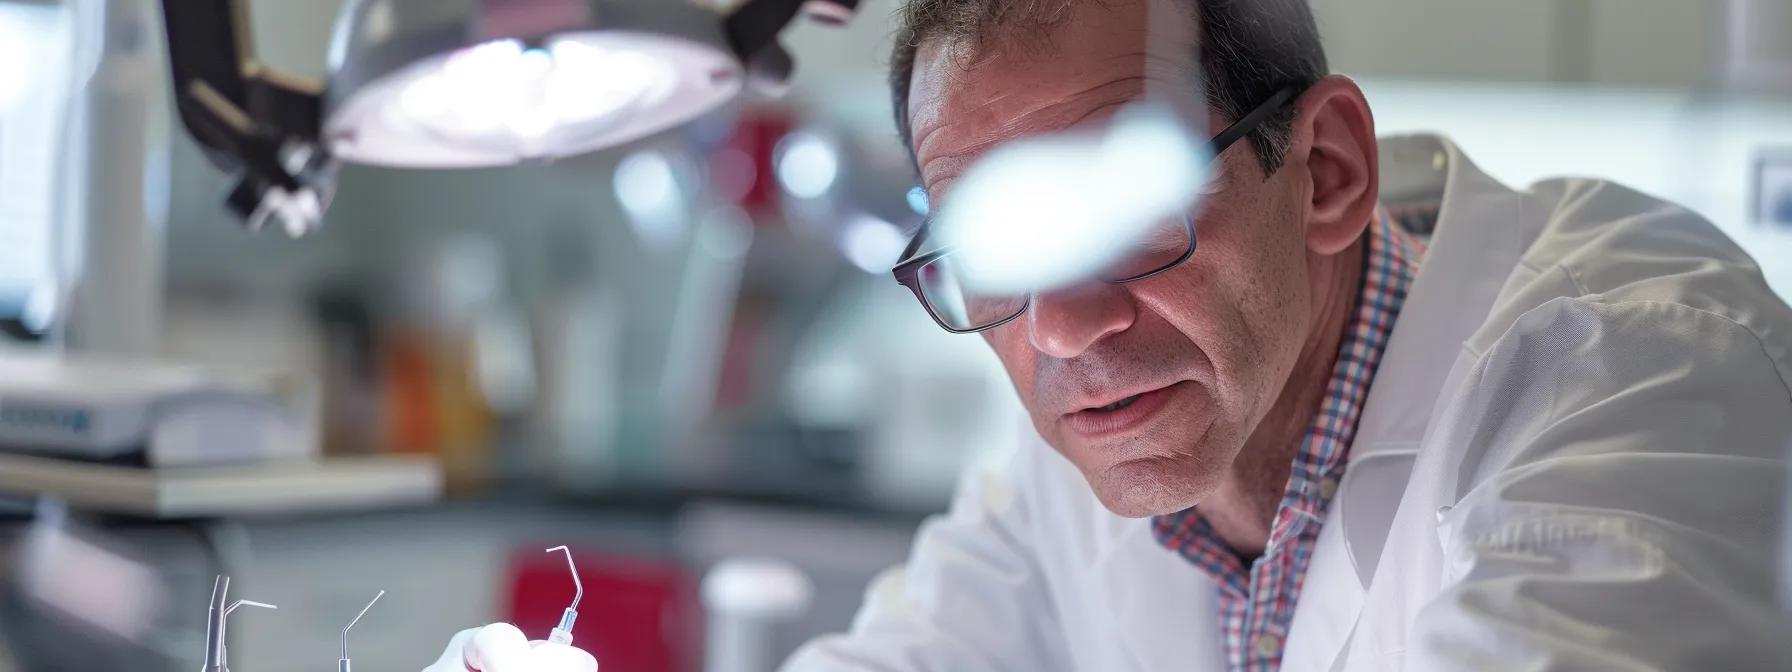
[159,0,860,236]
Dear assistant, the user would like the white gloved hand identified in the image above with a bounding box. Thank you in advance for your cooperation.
[422,623,598,672]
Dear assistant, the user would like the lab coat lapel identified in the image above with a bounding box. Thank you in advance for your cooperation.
[1285,135,1544,670]
[1030,440,1225,671]
[1088,510,1225,669]
[1350,135,1535,463]
[1338,134,1540,578]
[1278,497,1366,671]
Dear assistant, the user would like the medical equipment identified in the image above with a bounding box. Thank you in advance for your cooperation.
[545,545,583,646]
[200,575,277,672]
[337,590,384,672]
[156,0,863,236]
[0,356,318,467]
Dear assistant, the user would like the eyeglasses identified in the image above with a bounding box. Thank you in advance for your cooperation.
[892,85,1301,334]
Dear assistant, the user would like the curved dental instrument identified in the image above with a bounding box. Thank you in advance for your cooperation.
[545,545,582,645]
[337,590,384,672]
[201,575,277,672]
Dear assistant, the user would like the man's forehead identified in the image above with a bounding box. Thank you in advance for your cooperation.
[905,0,1200,198]
[909,53,1145,190]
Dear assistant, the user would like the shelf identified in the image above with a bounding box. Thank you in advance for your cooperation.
[0,452,442,519]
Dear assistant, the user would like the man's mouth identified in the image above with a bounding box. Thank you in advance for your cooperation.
[1066,383,1180,437]
[1091,394,1143,413]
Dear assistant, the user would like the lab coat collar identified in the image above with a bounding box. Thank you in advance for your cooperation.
[1335,134,1546,589]
[1349,134,1538,461]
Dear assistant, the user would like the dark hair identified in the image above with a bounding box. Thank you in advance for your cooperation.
[889,0,1327,175]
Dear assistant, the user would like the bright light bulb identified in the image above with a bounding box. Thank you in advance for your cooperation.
[544,41,616,121]
[397,36,674,152]
[399,75,448,119]
[507,107,557,138]
[559,47,669,122]
[454,89,511,131]
[331,15,751,169]
[549,40,599,68]
[445,39,524,81]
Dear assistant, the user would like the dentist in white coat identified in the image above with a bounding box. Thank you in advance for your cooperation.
[784,129,1792,670]
[426,1,1792,670]
[782,0,1792,670]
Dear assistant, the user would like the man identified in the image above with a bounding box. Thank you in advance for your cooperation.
[427,1,1792,669]
[781,0,1792,670]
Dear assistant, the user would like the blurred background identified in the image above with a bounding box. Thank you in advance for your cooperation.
[0,0,1788,670]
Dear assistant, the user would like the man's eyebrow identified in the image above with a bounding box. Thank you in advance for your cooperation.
[1060,98,1136,131]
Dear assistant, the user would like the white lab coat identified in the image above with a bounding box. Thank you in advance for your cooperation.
[784,134,1792,671]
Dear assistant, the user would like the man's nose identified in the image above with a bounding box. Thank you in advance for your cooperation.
[1027,283,1135,358]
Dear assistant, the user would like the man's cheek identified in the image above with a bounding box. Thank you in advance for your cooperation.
[1135,284,1218,354]
[983,331,1039,408]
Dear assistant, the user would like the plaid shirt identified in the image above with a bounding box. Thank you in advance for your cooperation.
[1152,208,1424,671]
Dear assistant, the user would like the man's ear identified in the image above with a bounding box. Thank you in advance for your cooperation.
[1289,75,1377,256]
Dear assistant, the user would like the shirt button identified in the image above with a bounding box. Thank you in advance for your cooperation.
[1319,477,1339,499]
[1254,633,1282,658]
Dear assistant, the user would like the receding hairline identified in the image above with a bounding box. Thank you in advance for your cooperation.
[898,1,1196,165]
[889,0,1330,176]
[908,63,1154,191]
[896,0,1166,119]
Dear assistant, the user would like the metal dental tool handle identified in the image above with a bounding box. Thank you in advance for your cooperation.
[545,546,583,645]
[338,590,385,672]
[201,575,277,672]
[202,576,229,672]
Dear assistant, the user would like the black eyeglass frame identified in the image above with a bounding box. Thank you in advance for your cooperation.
[892,84,1301,334]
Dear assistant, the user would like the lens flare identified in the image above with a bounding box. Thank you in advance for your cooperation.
[934,102,1211,294]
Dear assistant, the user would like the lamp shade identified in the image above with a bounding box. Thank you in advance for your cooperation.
[322,0,744,168]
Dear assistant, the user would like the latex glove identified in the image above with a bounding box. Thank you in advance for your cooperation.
[422,623,598,672]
